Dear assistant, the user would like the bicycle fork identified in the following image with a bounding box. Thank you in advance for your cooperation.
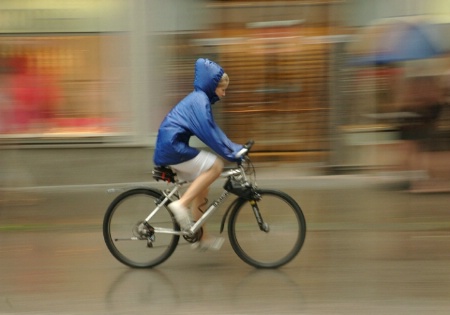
[250,200,270,233]
[220,197,269,234]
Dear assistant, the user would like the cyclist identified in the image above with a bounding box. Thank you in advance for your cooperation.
[153,58,243,250]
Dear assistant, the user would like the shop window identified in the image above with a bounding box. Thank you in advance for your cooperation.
[0,34,130,140]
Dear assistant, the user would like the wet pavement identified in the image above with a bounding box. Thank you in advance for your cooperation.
[1,176,450,314]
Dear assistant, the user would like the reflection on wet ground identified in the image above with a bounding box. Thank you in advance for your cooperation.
[1,184,450,314]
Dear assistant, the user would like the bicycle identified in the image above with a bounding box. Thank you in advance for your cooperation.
[103,141,306,269]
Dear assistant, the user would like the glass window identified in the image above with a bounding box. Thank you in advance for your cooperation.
[0,34,130,140]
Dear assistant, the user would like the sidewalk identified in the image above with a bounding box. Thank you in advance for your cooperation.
[1,146,449,193]
[0,146,155,188]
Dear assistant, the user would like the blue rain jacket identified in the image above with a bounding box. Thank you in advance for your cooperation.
[153,58,243,166]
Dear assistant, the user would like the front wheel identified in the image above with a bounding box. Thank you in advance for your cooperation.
[103,188,179,268]
[228,189,306,268]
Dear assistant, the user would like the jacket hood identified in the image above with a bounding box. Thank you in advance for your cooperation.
[194,58,224,104]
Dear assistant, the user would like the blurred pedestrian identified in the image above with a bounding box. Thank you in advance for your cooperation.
[395,69,444,189]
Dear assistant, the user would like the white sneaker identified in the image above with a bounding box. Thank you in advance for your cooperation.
[168,201,193,231]
[191,236,225,251]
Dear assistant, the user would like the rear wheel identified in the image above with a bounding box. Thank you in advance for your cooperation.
[228,189,306,268]
[103,188,179,268]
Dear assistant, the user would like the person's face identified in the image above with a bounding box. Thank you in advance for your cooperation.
[215,82,228,99]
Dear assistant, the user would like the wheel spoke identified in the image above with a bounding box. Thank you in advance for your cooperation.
[103,188,179,268]
[228,189,306,268]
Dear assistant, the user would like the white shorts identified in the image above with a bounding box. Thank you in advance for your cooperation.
[170,151,217,182]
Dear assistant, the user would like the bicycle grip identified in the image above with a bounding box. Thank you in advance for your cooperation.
[235,140,254,158]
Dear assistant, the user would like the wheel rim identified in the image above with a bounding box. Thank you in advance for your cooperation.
[104,189,179,268]
[229,190,306,268]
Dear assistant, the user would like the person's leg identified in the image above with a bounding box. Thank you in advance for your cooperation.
[177,158,223,208]
[170,157,225,249]
[190,186,225,250]
[168,157,223,230]
[191,187,209,222]
[191,188,211,238]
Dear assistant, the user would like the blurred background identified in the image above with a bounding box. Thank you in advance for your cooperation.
[1,2,450,314]
[0,0,449,191]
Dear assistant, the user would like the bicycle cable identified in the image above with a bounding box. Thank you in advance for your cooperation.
[196,197,208,214]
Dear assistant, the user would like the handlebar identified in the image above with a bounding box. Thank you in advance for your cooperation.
[235,140,255,159]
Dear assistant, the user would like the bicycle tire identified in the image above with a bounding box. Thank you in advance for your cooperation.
[103,188,179,268]
[228,189,306,268]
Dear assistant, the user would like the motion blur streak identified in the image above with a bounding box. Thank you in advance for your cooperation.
[1,1,450,314]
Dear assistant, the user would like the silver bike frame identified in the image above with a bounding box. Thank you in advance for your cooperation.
[146,166,246,236]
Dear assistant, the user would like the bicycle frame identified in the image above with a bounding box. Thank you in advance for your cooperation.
[144,167,247,237]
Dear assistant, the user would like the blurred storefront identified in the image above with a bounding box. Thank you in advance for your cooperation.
[0,0,350,166]
[0,0,131,145]
[159,0,348,163]
[2,0,450,170]
[0,0,348,166]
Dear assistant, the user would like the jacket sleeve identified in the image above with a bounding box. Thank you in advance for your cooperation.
[190,101,243,162]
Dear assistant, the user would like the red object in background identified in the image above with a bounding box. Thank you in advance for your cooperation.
[7,56,59,131]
